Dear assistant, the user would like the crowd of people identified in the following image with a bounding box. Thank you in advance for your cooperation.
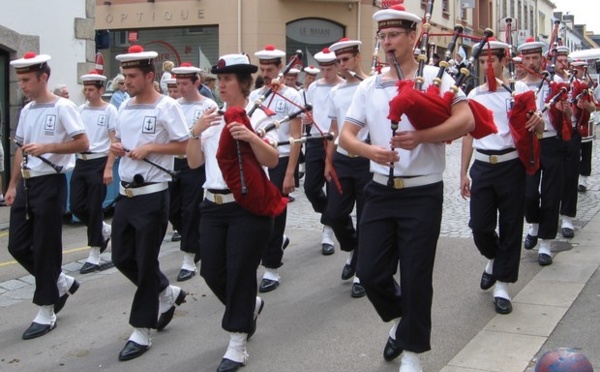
[4,3,600,372]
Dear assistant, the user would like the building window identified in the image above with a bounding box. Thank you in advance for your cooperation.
[442,0,449,14]
[524,4,528,30]
[478,0,490,30]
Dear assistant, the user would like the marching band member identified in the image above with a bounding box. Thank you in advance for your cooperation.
[518,38,568,266]
[250,45,303,293]
[325,37,370,298]
[110,46,189,361]
[165,77,181,99]
[304,47,343,256]
[580,79,600,191]
[74,71,117,274]
[170,62,218,282]
[460,39,543,315]
[340,5,474,371]
[6,52,89,339]
[186,53,279,372]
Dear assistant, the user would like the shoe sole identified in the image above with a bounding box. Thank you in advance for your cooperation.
[156,290,187,331]
[258,281,279,293]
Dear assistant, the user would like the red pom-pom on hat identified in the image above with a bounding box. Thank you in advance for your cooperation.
[323,48,330,53]
[88,70,99,74]
[24,52,36,59]
[180,62,192,67]
[309,65,315,68]
[339,37,349,42]
[265,44,275,51]
[525,37,535,43]
[391,4,407,11]
[128,45,144,53]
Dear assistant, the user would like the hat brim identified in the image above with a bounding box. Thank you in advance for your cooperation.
[211,64,258,74]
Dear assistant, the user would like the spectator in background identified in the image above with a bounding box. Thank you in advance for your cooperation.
[109,74,129,109]
[53,84,70,99]
[159,60,174,93]
[197,70,216,100]
[203,73,222,106]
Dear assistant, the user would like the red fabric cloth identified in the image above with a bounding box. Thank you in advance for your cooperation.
[545,81,571,141]
[217,106,288,217]
[571,80,592,136]
[467,99,497,139]
[507,90,540,175]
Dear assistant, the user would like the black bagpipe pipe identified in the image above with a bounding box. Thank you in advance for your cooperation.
[268,132,334,148]
[11,137,63,174]
[432,24,464,87]
[122,147,179,179]
[414,0,436,91]
[256,104,312,138]
[540,86,569,114]
[387,50,403,186]
[546,20,562,81]
[370,36,382,76]
[450,28,495,93]
[347,71,364,81]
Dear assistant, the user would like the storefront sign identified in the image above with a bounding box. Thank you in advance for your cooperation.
[286,19,343,45]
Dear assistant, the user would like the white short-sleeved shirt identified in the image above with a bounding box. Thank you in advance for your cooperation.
[201,103,278,190]
[327,81,368,147]
[78,103,117,154]
[306,80,341,135]
[345,65,466,177]
[469,81,529,151]
[115,95,189,183]
[16,97,86,174]
[177,97,219,130]
[249,85,303,157]
[524,74,564,132]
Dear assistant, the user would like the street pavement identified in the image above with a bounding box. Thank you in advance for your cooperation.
[0,131,599,371]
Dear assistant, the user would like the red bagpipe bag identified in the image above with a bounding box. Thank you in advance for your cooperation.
[507,90,540,175]
[571,80,592,136]
[216,106,288,217]
[545,81,571,141]
[387,80,497,139]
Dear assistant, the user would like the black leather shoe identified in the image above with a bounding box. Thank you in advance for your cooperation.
[176,269,196,282]
[322,243,335,256]
[383,336,403,361]
[524,234,538,250]
[480,272,496,290]
[561,227,574,239]
[493,297,513,314]
[22,321,56,340]
[538,253,553,266]
[217,358,243,372]
[248,298,265,341]
[282,236,290,250]
[118,340,150,361]
[351,283,366,298]
[578,184,587,192]
[100,237,111,254]
[258,278,279,293]
[156,289,187,331]
[341,264,355,280]
[80,262,100,274]
[54,280,80,314]
[171,232,182,242]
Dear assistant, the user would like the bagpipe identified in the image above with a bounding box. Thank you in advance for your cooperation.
[121,147,180,179]
[11,137,64,174]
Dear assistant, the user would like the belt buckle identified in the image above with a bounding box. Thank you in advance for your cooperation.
[81,153,88,160]
[125,188,134,198]
[393,178,404,190]
[22,169,31,179]
[214,194,223,205]
[489,155,498,164]
[177,155,184,159]
[348,153,357,158]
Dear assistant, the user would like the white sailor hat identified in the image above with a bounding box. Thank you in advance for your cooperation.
[10,52,51,74]
[80,70,107,85]
[570,59,587,67]
[555,46,570,56]
[314,48,337,66]
[480,38,510,52]
[115,45,158,68]
[329,38,362,56]
[211,53,258,74]
[165,78,178,88]
[373,4,422,30]
[172,62,201,79]
[517,37,547,55]
[254,45,286,65]
[285,68,301,76]
[303,65,320,75]
[512,54,523,63]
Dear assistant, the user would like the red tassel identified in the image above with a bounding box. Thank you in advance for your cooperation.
[486,43,496,92]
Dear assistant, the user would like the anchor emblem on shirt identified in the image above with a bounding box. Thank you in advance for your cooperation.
[97,114,107,126]
[44,114,57,135]
[142,116,157,134]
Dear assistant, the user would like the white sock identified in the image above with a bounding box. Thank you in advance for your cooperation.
[87,247,101,265]
[102,222,112,241]
[485,259,495,275]
[181,252,196,271]
[223,332,248,364]
[493,281,510,300]
[321,225,334,245]
[580,175,588,187]
[129,327,152,346]
[561,216,574,230]
[389,317,401,339]
[263,268,280,282]
[345,251,354,265]
[538,239,552,256]
[56,273,75,297]
[33,305,56,325]
[159,285,181,313]
[352,276,360,284]
[399,351,423,372]
[528,223,539,237]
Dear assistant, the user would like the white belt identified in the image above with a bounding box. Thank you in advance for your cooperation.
[205,190,236,205]
[372,173,442,190]
[76,153,108,160]
[21,169,57,179]
[119,182,168,198]
[540,131,557,139]
[474,150,519,164]
[336,147,359,158]
[175,155,187,159]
